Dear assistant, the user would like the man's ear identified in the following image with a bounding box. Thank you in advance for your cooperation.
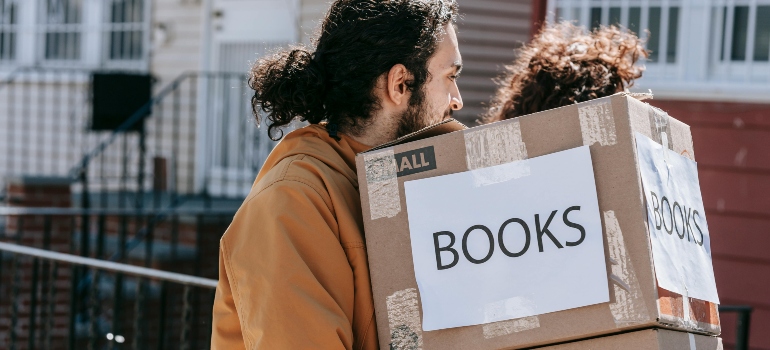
[386,64,409,106]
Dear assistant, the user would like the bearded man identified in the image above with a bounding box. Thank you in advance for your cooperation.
[211,1,463,349]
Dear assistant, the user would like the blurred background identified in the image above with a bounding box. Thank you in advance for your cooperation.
[0,0,766,349]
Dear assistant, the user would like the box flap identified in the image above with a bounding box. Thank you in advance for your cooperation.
[365,118,467,152]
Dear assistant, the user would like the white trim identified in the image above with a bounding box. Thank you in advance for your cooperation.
[194,0,213,193]
[546,0,557,23]
[745,0,757,72]
[547,0,770,95]
[633,81,770,102]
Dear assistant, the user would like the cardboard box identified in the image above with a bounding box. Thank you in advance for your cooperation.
[538,328,722,350]
[356,93,721,350]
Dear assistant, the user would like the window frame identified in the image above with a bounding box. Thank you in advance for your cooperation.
[102,0,151,69]
[0,0,19,62]
[547,0,684,65]
[547,0,686,85]
[710,1,770,83]
[0,0,150,72]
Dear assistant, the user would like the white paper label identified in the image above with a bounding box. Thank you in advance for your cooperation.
[634,132,720,304]
[404,146,609,331]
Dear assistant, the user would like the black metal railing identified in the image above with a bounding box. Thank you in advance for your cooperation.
[0,68,97,193]
[719,305,753,350]
[67,70,275,210]
[0,207,234,350]
[1,68,277,208]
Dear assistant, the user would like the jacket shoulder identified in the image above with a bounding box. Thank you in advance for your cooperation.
[248,154,335,209]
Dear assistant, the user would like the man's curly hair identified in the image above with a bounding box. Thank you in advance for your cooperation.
[249,0,458,140]
[484,22,648,122]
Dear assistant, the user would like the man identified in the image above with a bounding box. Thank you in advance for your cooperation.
[484,22,647,122]
[211,1,463,349]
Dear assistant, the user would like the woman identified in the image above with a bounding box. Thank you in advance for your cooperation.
[485,22,648,122]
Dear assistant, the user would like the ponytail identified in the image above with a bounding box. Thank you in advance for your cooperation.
[249,47,326,140]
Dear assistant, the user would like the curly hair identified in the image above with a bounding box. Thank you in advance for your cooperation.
[249,0,459,140]
[484,22,648,122]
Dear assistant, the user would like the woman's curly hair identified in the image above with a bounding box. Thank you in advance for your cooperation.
[484,22,648,122]
[249,0,458,140]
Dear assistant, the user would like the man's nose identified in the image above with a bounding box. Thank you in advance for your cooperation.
[450,88,463,111]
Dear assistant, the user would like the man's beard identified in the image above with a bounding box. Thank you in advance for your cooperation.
[395,88,453,139]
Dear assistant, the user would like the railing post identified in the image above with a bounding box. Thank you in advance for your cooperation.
[79,165,91,257]
[10,216,23,350]
[28,257,40,350]
[736,307,752,350]
[72,167,91,350]
[45,262,59,350]
[157,280,168,350]
[137,123,147,211]
[720,305,753,350]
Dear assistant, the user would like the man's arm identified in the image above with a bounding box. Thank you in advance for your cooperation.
[211,179,356,349]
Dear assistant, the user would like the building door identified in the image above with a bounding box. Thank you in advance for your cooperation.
[199,0,298,197]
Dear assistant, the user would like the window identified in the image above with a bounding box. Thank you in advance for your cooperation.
[107,0,145,61]
[719,3,770,62]
[0,0,17,61]
[42,0,83,61]
[549,1,681,64]
[0,0,148,70]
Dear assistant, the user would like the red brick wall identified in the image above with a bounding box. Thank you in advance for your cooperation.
[2,177,225,348]
[649,99,770,350]
[2,178,72,349]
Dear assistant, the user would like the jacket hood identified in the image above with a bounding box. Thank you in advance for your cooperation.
[255,124,372,186]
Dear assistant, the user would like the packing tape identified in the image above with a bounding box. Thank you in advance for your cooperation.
[464,120,530,186]
[680,282,699,329]
[650,106,670,155]
[483,297,536,323]
[689,332,697,350]
[469,160,531,187]
[615,89,654,101]
[579,100,617,147]
[364,149,401,220]
[386,288,423,350]
[624,90,654,101]
[481,316,540,339]
[604,210,650,326]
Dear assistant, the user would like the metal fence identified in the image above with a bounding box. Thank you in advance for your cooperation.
[0,207,233,349]
[0,68,278,208]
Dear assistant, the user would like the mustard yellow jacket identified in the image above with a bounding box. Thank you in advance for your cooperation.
[211,124,379,349]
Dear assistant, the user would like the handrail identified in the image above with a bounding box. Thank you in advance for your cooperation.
[67,70,193,180]
[0,66,123,90]
[67,70,249,180]
[0,206,236,215]
[0,242,217,288]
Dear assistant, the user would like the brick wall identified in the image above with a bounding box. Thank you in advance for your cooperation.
[1,176,73,349]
